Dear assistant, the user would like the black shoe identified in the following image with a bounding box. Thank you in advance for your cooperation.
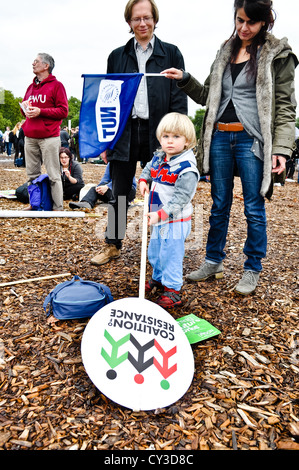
[69,201,92,210]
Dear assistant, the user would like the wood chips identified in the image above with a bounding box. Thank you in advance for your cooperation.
[0,158,298,450]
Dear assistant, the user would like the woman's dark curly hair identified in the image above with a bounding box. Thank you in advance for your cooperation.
[59,147,73,161]
[230,0,276,78]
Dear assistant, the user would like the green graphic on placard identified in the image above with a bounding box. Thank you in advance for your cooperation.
[101,330,130,368]
[176,314,221,344]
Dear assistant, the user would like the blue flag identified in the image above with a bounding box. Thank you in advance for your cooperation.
[79,74,143,159]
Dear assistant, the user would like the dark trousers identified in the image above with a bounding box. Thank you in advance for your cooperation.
[14,141,20,162]
[82,185,136,208]
[286,158,295,179]
[83,186,113,207]
[106,118,150,249]
[63,182,85,200]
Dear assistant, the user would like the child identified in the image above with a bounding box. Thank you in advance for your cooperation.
[139,112,199,308]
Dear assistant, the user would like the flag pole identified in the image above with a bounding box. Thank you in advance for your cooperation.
[143,73,166,77]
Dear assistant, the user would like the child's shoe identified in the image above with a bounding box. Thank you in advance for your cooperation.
[156,287,182,308]
[145,278,163,293]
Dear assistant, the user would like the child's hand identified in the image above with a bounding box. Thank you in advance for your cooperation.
[147,211,160,226]
[139,180,149,196]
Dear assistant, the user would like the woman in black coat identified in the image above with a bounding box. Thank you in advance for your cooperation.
[59,147,85,200]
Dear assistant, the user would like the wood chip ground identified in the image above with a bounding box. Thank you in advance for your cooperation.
[0,157,298,451]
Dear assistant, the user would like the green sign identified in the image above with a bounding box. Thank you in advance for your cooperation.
[177,314,221,344]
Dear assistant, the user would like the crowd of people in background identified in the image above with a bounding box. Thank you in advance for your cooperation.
[0,124,25,165]
[0,122,84,203]
[1,123,298,187]
[274,135,299,185]
[0,124,80,165]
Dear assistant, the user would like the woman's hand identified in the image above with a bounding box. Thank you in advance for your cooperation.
[63,168,71,179]
[272,155,286,175]
[161,68,183,80]
[101,150,108,164]
[63,168,77,184]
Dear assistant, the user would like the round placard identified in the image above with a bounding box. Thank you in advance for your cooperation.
[81,297,194,411]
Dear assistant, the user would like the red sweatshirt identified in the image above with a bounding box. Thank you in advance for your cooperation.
[22,74,68,139]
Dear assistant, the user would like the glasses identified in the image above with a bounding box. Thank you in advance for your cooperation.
[130,16,154,24]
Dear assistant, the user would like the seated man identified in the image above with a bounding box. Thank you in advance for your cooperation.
[69,162,136,210]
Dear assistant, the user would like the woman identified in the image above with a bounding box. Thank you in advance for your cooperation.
[59,147,85,200]
[18,121,26,166]
[162,0,297,295]
[12,122,21,164]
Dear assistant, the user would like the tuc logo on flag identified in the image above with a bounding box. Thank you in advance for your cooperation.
[79,74,143,160]
[81,298,194,411]
[95,80,122,143]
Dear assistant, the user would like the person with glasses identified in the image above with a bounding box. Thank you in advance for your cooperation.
[21,53,68,211]
[90,0,187,266]
[162,0,297,295]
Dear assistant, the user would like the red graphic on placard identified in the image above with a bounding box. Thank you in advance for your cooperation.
[153,340,177,379]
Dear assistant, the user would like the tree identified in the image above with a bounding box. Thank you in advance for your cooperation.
[0,112,12,130]
[62,96,81,128]
[0,90,23,129]
[190,108,206,140]
[0,90,82,131]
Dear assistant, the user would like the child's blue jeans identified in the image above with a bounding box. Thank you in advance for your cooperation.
[148,220,191,291]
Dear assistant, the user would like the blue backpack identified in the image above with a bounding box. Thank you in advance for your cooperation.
[28,174,53,211]
[43,275,114,320]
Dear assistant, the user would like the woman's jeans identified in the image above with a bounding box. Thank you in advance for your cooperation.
[5,142,12,156]
[207,129,267,272]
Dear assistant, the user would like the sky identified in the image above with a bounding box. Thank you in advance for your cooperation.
[1,0,298,119]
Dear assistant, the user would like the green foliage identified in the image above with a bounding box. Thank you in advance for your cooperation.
[0,90,23,130]
[62,96,81,128]
[0,113,11,130]
[0,90,82,131]
[1,87,298,135]
[190,108,206,140]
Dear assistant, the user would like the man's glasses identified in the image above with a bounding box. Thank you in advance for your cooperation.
[130,16,154,25]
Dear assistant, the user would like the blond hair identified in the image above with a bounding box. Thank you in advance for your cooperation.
[12,122,21,135]
[156,113,197,150]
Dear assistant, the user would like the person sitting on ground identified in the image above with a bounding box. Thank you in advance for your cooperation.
[59,147,85,200]
[69,162,136,211]
[15,147,85,205]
